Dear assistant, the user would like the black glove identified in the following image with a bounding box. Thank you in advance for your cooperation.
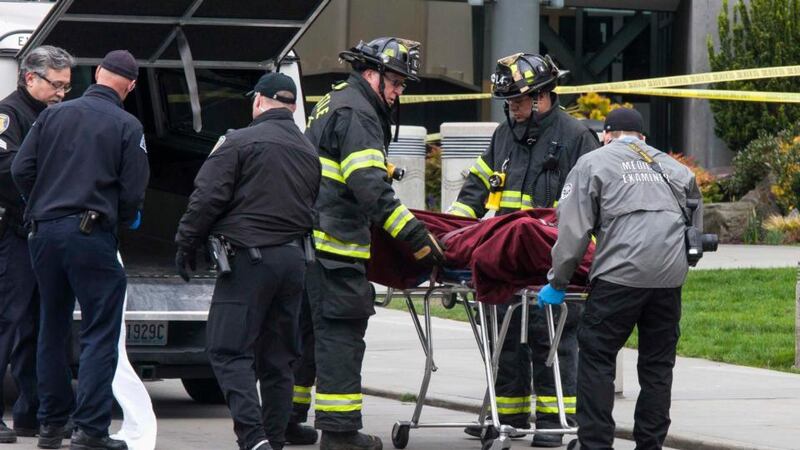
[175,246,197,282]
[408,227,446,268]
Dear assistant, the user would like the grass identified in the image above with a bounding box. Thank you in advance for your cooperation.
[383,268,799,373]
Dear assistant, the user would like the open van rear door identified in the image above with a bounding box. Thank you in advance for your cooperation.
[20,0,330,130]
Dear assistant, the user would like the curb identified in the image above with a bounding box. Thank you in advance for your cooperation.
[363,386,782,450]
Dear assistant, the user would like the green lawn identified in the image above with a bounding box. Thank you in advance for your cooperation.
[383,267,799,373]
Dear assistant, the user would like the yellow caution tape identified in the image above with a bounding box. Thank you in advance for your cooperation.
[607,88,800,103]
[304,65,800,104]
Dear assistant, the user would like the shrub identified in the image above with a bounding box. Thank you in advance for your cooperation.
[568,92,633,121]
[667,152,725,203]
[707,0,800,152]
[763,214,800,243]
[425,144,442,211]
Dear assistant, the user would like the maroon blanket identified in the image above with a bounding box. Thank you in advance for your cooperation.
[367,209,594,304]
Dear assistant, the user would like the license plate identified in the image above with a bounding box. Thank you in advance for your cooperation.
[125,321,168,346]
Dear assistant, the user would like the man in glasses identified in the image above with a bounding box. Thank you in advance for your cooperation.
[0,45,74,443]
[449,53,600,447]
[302,37,445,450]
[12,50,149,450]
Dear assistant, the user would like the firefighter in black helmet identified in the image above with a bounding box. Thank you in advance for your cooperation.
[303,37,444,450]
[451,53,599,447]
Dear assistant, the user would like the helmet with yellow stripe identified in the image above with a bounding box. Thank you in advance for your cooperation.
[339,37,421,82]
[490,53,567,99]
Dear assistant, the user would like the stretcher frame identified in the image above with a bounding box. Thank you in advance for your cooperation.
[378,275,587,450]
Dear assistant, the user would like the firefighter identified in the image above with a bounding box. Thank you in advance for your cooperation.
[304,36,445,450]
[451,53,599,447]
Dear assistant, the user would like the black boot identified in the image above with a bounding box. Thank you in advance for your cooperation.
[38,423,70,449]
[285,423,318,445]
[0,422,17,443]
[69,429,128,450]
[464,424,528,439]
[531,432,563,448]
[320,430,382,450]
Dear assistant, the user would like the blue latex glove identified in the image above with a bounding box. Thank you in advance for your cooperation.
[538,284,566,309]
[129,210,142,230]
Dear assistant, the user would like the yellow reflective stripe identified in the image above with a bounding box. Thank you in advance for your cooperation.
[496,396,531,415]
[341,149,386,180]
[315,393,363,412]
[448,201,477,218]
[383,205,414,238]
[333,82,348,91]
[313,230,370,259]
[522,194,532,208]
[499,190,522,209]
[469,156,492,190]
[536,396,576,414]
[293,385,313,404]
[320,157,345,183]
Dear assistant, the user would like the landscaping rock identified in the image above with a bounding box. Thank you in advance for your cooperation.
[740,175,781,219]
[703,201,756,244]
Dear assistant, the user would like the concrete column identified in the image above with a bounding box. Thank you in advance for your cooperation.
[487,0,539,122]
[387,126,428,211]
[440,122,498,213]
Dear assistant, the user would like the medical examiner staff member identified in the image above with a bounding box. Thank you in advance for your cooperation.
[540,107,701,450]
[12,50,149,450]
[304,36,445,450]
[450,53,599,447]
[174,73,320,450]
[0,45,73,443]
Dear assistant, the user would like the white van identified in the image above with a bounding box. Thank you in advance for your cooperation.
[0,0,329,403]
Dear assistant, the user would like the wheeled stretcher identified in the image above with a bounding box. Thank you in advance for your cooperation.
[378,269,587,450]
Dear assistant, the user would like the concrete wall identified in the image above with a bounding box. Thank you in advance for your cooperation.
[675,0,735,170]
[295,0,474,85]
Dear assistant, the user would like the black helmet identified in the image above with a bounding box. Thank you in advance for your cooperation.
[490,53,568,99]
[339,37,422,82]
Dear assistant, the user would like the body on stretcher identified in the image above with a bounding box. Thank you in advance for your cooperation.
[378,268,588,450]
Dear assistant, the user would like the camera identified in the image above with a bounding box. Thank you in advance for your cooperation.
[684,199,718,267]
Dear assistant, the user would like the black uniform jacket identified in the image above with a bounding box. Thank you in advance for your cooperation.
[175,108,321,249]
[0,87,45,222]
[12,84,150,228]
[448,99,600,219]
[304,73,424,261]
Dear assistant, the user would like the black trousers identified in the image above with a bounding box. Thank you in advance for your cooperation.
[206,244,305,450]
[306,258,374,432]
[494,302,580,428]
[0,232,39,428]
[576,279,681,450]
[28,216,125,437]
[290,292,315,424]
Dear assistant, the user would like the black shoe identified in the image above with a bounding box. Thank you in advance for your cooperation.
[285,423,318,445]
[69,429,128,450]
[531,432,563,448]
[464,425,528,439]
[14,426,38,437]
[320,431,382,450]
[38,423,69,449]
[566,438,582,450]
[0,423,17,443]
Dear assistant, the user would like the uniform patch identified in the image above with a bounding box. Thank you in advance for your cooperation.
[0,114,9,135]
[209,135,226,155]
[560,183,573,200]
[139,135,147,153]
[0,138,6,151]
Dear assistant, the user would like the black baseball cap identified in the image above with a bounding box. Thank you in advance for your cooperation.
[245,73,297,104]
[100,50,138,81]
[603,107,644,134]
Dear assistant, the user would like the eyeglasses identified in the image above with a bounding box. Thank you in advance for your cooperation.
[383,75,407,92]
[36,73,72,93]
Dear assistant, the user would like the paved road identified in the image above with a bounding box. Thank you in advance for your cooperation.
[5,379,667,450]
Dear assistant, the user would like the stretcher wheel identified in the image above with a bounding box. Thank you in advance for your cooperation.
[391,423,410,449]
[441,292,458,309]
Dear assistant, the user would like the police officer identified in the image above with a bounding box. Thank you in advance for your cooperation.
[0,45,73,443]
[451,53,599,447]
[541,108,701,450]
[174,73,320,450]
[11,50,148,450]
[305,37,445,450]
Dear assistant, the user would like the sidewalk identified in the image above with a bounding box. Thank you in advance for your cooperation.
[363,245,800,450]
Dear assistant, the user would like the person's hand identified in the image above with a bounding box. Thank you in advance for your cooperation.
[537,284,565,309]
[409,228,446,268]
[175,246,197,282]
[128,210,142,230]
